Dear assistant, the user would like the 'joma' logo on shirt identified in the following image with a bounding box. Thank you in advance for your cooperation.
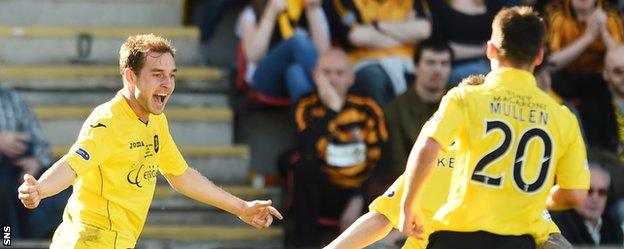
[129,141,145,149]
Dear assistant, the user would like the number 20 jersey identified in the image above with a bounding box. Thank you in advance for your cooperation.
[421,68,590,238]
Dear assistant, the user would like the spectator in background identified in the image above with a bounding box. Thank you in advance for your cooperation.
[0,80,56,238]
[602,44,624,225]
[237,0,330,102]
[382,39,453,177]
[292,48,388,247]
[328,39,452,248]
[546,0,623,152]
[429,0,505,86]
[604,45,624,160]
[551,163,624,246]
[329,0,432,105]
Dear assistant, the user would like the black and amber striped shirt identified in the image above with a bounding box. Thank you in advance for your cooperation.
[294,93,388,189]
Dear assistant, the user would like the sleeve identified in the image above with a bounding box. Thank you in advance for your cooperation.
[64,113,113,177]
[420,88,465,151]
[368,175,405,228]
[555,112,590,189]
[158,115,189,176]
[13,92,51,168]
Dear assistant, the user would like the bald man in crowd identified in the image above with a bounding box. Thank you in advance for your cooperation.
[291,48,388,247]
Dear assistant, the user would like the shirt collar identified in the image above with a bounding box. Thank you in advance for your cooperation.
[484,67,538,89]
[584,216,603,245]
[113,91,147,122]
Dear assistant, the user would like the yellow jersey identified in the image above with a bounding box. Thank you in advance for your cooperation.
[420,68,589,238]
[370,148,455,249]
[370,144,560,249]
[50,92,188,249]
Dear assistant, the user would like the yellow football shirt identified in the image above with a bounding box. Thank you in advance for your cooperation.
[421,68,589,238]
[370,144,560,248]
[369,147,455,249]
[50,92,188,249]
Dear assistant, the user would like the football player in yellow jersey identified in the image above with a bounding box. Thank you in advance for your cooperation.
[17,34,282,248]
[325,76,570,249]
[400,7,589,249]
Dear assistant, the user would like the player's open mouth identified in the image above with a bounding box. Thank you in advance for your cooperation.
[154,93,167,105]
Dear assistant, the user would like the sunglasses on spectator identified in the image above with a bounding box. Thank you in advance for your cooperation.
[588,188,608,197]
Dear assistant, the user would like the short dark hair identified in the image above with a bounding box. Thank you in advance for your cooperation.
[491,6,546,66]
[413,38,454,65]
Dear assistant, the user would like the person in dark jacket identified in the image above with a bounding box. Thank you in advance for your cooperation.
[551,162,624,246]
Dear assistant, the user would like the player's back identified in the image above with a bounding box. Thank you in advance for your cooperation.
[427,68,588,237]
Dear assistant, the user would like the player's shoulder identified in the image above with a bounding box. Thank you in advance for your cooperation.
[445,74,487,99]
[553,102,578,123]
[85,97,127,129]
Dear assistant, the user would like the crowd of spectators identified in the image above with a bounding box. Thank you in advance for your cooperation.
[230,0,624,247]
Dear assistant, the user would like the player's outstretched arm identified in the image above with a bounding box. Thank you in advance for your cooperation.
[164,167,283,228]
[17,160,76,209]
[324,211,393,249]
[546,185,587,211]
[400,136,440,238]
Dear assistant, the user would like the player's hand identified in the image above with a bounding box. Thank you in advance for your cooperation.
[17,174,42,209]
[238,200,283,228]
[0,132,29,158]
[398,206,425,239]
[14,157,42,178]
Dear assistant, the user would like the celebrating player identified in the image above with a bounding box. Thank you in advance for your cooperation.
[17,34,282,248]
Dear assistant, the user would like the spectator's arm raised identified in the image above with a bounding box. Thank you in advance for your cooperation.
[240,0,285,63]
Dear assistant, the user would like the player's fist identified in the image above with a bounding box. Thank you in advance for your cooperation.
[238,200,283,229]
[399,205,425,239]
[18,174,41,209]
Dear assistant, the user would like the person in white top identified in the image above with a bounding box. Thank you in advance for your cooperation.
[236,0,330,102]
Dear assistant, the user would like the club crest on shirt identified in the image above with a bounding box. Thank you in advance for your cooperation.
[153,135,159,153]
[75,148,90,161]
